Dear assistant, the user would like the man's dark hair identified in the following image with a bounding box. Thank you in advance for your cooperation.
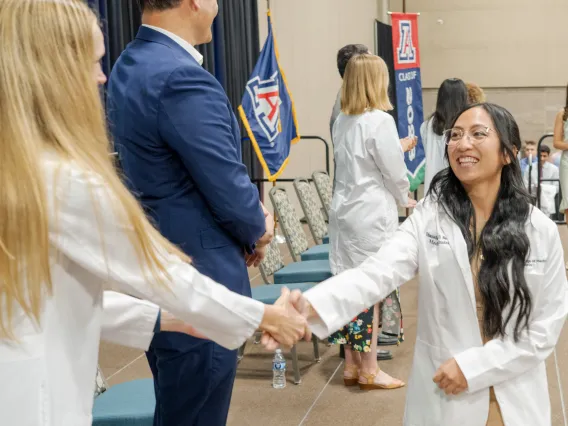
[337,44,368,79]
[539,144,551,154]
[137,0,183,11]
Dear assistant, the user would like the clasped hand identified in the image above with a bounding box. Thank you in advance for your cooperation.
[259,287,313,351]
[401,136,418,153]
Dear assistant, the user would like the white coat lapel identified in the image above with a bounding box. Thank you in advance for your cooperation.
[438,211,477,315]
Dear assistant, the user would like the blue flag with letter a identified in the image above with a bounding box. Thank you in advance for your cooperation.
[239,11,300,181]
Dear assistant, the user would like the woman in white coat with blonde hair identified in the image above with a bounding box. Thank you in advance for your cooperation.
[328,53,416,390]
[0,1,306,425]
[291,103,568,425]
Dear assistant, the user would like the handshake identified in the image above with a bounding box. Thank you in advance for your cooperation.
[258,286,314,351]
[159,286,314,350]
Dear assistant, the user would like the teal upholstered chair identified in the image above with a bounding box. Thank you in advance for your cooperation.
[269,187,331,266]
[257,237,331,286]
[264,191,332,284]
[93,377,155,426]
[293,178,330,261]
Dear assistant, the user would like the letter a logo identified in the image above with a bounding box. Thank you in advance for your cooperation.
[397,20,416,64]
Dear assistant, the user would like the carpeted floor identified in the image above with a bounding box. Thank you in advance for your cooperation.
[98,225,568,426]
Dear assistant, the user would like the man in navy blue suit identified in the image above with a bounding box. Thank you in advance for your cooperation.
[107,1,273,424]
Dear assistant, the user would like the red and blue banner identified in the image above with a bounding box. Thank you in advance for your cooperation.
[391,13,425,192]
[239,11,300,182]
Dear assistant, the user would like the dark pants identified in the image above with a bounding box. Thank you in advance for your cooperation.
[147,334,238,426]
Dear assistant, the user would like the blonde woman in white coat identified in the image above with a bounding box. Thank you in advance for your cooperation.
[289,103,568,425]
[0,2,307,425]
[328,54,416,390]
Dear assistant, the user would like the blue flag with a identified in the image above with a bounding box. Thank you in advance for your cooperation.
[239,11,300,181]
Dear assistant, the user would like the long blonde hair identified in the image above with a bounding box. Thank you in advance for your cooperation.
[341,54,393,115]
[0,0,190,338]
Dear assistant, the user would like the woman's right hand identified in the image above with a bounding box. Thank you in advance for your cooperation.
[259,287,309,350]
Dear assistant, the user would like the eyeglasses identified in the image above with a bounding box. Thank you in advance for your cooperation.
[444,127,492,146]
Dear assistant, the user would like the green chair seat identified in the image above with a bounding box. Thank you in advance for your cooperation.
[274,260,332,284]
[301,244,329,261]
[252,282,316,305]
[93,378,154,425]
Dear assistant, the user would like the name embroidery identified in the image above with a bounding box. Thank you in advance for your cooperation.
[426,232,450,246]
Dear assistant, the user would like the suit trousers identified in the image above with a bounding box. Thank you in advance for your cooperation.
[147,333,238,426]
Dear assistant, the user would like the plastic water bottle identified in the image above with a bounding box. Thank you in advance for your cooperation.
[272,349,286,389]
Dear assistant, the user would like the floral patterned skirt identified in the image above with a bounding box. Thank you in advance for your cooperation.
[328,290,402,353]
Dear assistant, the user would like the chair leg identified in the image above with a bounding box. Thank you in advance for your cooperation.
[237,341,246,364]
[291,345,301,385]
[312,336,321,363]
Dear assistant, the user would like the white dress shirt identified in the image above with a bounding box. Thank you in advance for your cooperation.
[142,24,204,65]
[0,152,265,426]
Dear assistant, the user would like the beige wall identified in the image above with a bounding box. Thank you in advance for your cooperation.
[423,88,565,144]
[392,0,568,88]
[256,0,381,212]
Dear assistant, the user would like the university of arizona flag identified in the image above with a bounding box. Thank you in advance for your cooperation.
[391,13,425,192]
[239,11,300,181]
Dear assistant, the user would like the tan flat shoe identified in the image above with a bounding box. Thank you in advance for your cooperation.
[358,369,405,390]
[343,364,360,386]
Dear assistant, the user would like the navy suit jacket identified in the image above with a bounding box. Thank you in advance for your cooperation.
[107,27,265,349]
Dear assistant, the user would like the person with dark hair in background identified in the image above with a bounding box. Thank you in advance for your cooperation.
[289,103,568,425]
[107,1,277,425]
[421,78,469,193]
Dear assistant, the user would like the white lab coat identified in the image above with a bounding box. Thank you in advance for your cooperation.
[0,152,265,426]
[305,196,568,426]
[329,110,409,273]
[101,291,160,350]
[421,118,448,194]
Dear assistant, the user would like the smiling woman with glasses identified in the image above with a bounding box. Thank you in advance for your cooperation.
[289,103,568,426]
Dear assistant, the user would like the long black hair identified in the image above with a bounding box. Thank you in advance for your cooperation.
[428,103,533,341]
[431,78,469,136]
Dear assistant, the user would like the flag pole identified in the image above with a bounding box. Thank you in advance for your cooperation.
[267,0,279,241]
